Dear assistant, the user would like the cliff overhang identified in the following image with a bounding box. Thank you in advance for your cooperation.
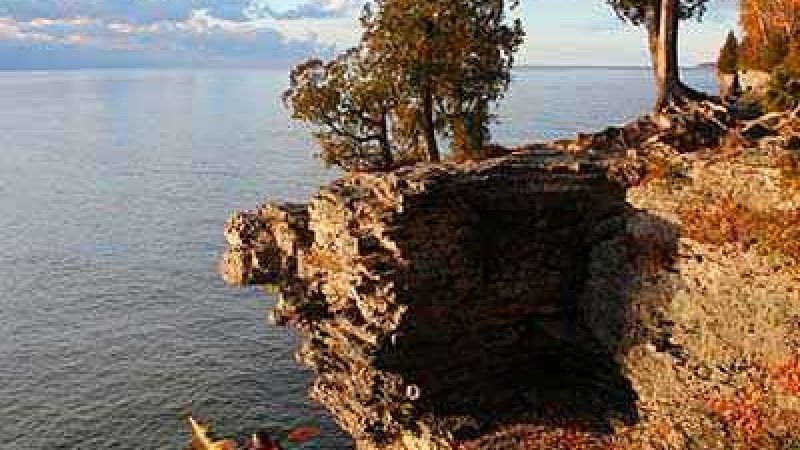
[222,150,638,448]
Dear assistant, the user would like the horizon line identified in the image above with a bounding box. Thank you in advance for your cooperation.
[0,64,715,72]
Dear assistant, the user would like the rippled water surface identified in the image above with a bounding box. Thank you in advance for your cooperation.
[0,68,715,449]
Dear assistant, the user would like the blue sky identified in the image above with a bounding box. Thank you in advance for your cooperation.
[0,0,738,69]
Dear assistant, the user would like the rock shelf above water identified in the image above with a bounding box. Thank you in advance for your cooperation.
[221,150,635,449]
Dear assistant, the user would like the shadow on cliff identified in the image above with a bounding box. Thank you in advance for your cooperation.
[374,185,683,442]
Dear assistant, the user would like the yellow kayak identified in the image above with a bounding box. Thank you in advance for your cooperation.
[189,417,238,450]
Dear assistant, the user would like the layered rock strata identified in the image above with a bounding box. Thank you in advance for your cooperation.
[221,202,311,285]
[220,105,800,449]
[222,150,634,448]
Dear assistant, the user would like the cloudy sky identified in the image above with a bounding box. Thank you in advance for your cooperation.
[0,0,737,69]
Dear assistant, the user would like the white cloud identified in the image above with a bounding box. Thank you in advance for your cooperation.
[245,0,362,20]
[0,7,345,68]
[0,0,738,69]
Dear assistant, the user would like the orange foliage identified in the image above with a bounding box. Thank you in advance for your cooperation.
[707,377,800,448]
[681,199,758,247]
[558,430,612,450]
[772,355,800,396]
[642,157,672,184]
[740,0,800,69]
[708,387,769,447]
[766,209,800,259]
[457,426,612,450]
[640,154,688,185]
[740,0,800,45]
[681,198,800,260]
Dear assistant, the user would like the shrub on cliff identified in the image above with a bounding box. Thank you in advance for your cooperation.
[361,0,524,160]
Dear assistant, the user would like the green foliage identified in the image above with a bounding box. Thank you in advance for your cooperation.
[717,31,739,74]
[362,0,524,159]
[606,0,708,27]
[284,0,525,170]
[764,64,800,112]
[283,50,395,171]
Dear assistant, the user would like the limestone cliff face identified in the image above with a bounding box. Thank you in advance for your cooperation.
[574,152,800,449]
[222,127,800,448]
[221,203,310,285]
[223,150,636,448]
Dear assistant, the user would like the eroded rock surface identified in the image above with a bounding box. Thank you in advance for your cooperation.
[222,150,636,448]
[220,108,800,449]
[221,203,310,285]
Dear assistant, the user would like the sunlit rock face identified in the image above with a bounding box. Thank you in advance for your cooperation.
[221,203,311,285]
[220,109,800,449]
[222,150,635,449]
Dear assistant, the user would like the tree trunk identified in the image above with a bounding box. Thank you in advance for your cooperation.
[452,109,485,161]
[655,0,680,110]
[648,28,660,80]
[421,83,440,162]
[452,114,470,160]
[647,0,662,80]
[466,100,489,156]
[652,0,709,110]
[450,89,471,160]
[379,114,393,168]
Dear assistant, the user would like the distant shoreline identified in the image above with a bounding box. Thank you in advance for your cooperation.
[0,64,715,73]
[516,64,714,70]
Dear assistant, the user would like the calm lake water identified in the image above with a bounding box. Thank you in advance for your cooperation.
[0,67,715,449]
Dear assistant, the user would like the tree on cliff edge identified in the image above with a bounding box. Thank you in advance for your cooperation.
[284,0,524,170]
[284,50,397,171]
[361,0,525,160]
[607,0,710,109]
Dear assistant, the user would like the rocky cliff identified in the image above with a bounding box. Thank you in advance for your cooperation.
[222,150,639,448]
[220,111,800,449]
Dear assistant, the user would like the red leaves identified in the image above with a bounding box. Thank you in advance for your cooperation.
[681,199,756,248]
[706,365,800,447]
[772,355,800,395]
[681,198,800,260]
[708,387,768,446]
